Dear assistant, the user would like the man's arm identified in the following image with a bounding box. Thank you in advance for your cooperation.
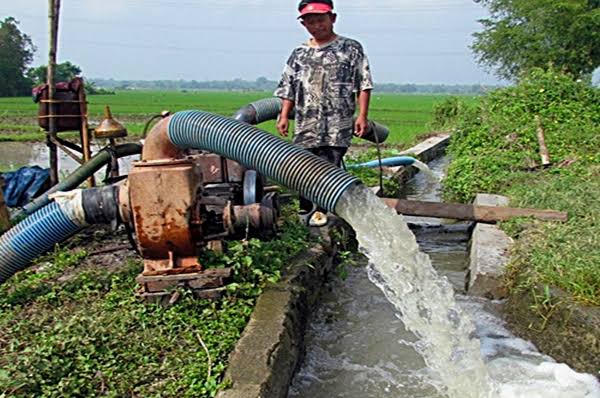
[274,51,297,138]
[354,89,371,137]
[277,99,295,137]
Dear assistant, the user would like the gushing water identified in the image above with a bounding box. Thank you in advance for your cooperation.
[334,183,600,398]
[335,184,493,398]
[411,159,440,182]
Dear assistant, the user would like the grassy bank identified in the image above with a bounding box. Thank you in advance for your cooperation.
[0,205,310,397]
[0,91,473,146]
[437,69,599,306]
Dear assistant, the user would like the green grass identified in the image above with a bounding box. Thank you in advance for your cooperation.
[0,91,475,146]
[440,69,600,305]
[0,205,310,397]
[502,164,600,305]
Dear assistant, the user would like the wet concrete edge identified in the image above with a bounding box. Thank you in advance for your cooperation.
[466,194,513,299]
[216,243,336,398]
[386,133,451,187]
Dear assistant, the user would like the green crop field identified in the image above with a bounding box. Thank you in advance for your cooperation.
[0,91,477,146]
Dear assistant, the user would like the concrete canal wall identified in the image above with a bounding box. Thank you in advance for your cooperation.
[466,193,513,299]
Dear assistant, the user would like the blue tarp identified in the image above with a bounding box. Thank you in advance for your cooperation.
[2,166,50,208]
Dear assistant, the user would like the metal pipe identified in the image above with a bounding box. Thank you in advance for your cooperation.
[141,120,182,161]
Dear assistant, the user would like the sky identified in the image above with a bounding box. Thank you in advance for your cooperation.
[1,0,505,85]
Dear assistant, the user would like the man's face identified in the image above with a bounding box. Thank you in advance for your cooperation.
[300,13,336,41]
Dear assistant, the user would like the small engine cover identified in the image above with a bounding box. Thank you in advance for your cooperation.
[128,157,202,273]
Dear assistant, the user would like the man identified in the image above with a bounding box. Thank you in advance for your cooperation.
[275,0,373,227]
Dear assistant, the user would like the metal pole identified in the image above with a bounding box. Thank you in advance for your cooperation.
[47,0,61,186]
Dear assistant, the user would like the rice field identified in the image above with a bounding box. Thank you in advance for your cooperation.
[0,91,476,147]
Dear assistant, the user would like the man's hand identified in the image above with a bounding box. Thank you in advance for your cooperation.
[354,115,368,138]
[277,116,289,137]
[277,99,294,137]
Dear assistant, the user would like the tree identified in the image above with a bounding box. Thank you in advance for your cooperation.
[472,0,600,81]
[0,17,36,97]
[27,61,82,86]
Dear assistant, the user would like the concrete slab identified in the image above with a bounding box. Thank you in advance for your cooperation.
[386,133,450,185]
[466,193,513,299]
[398,133,451,160]
[473,193,509,207]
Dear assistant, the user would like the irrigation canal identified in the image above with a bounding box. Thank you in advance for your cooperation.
[0,143,598,397]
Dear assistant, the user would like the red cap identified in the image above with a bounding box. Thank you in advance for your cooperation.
[298,3,333,18]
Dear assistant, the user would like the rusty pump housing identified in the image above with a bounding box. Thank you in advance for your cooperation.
[119,118,279,299]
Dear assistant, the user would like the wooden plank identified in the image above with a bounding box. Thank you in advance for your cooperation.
[143,276,226,293]
[187,278,225,290]
[140,286,226,302]
[136,268,232,284]
[144,280,176,293]
[193,287,226,300]
[0,176,10,234]
[383,199,568,223]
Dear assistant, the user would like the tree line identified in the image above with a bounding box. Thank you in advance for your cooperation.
[1,1,599,97]
[0,17,108,97]
[90,78,497,95]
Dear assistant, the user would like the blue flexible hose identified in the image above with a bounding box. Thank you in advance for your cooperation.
[346,156,417,169]
[0,201,84,284]
[168,110,360,213]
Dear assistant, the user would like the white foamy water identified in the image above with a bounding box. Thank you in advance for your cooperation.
[335,184,600,398]
[462,297,600,398]
[411,159,440,183]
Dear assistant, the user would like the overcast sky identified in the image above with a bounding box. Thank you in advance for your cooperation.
[1,0,504,85]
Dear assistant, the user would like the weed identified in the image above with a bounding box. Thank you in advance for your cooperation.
[438,68,600,305]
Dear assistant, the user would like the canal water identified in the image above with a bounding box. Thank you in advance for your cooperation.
[289,157,600,398]
[0,141,138,180]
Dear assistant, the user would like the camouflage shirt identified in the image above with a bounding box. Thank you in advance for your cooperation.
[274,35,373,148]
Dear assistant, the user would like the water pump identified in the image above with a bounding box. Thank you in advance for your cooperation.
[119,152,279,300]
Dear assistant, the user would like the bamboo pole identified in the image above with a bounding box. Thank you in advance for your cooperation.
[535,115,551,167]
[47,0,61,186]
